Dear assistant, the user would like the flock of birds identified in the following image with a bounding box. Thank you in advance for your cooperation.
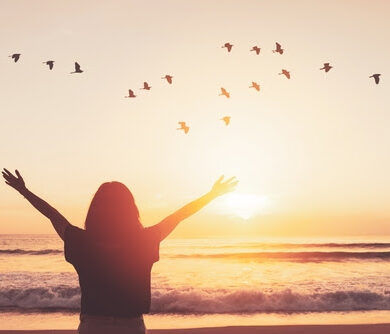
[8,42,383,135]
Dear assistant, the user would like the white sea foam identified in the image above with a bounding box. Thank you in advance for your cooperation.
[1,235,390,315]
[1,286,390,313]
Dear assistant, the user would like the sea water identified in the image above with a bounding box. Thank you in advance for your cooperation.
[1,234,390,329]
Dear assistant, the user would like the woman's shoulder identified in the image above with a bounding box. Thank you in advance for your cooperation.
[142,225,161,240]
[65,224,86,240]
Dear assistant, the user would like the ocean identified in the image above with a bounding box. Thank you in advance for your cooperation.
[1,234,390,329]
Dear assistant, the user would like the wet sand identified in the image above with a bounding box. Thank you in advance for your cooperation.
[1,324,390,334]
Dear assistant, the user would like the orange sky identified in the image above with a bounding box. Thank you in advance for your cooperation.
[1,0,389,237]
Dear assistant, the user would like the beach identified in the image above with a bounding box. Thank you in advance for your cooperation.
[1,324,390,334]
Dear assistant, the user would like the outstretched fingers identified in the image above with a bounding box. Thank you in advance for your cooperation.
[230,180,239,187]
[228,180,239,190]
[215,175,224,184]
[3,169,14,177]
[223,176,237,184]
[3,168,13,177]
[2,173,13,186]
[15,169,23,180]
[2,170,13,182]
[3,168,18,181]
[2,168,25,190]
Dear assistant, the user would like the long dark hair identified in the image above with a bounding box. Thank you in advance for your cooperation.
[85,181,143,242]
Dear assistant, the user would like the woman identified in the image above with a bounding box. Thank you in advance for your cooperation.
[2,168,238,334]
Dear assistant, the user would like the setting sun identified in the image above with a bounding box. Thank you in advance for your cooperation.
[215,193,271,220]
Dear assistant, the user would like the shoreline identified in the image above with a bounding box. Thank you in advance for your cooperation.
[1,324,390,334]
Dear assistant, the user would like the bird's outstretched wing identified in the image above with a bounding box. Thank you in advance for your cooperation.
[75,62,81,71]
[12,54,20,62]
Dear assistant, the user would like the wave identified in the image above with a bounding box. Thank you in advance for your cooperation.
[295,242,390,249]
[171,251,390,262]
[0,249,62,255]
[151,288,390,313]
[2,242,389,256]
[1,286,390,313]
[203,242,390,250]
[0,286,80,311]
[2,248,390,262]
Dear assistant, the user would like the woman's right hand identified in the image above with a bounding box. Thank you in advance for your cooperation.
[210,175,238,197]
[2,168,27,193]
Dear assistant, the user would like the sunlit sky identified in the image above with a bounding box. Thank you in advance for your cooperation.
[1,0,389,237]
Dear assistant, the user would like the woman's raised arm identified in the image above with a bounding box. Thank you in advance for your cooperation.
[2,168,71,240]
[151,175,238,241]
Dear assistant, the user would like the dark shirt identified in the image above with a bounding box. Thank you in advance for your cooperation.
[64,224,160,317]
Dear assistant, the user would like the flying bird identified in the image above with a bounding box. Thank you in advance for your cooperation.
[9,54,21,62]
[272,42,284,54]
[177,122,189,134]
[222,42,233,52]
[221,116,231,126]
[249,82,260,91]
[279,69,290,79]
[140,82,151,90]
[43,60,55,70]
[320,63,333,72]
[125,89,136,98]
[162,75,173,84]
[369,74,381,85]
[70,62,83,74]
[219,87,230,98]
[250,46,261,55]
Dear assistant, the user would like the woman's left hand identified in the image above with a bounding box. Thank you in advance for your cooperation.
[210,175,238,197]
[2,168,27,193]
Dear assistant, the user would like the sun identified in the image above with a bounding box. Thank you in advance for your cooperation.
[214,193,271,220]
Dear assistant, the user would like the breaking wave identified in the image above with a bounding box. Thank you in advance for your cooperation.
[0,249,62,255]
[1,286,390,313]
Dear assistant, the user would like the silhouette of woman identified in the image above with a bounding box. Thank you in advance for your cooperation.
[2,168,238,334]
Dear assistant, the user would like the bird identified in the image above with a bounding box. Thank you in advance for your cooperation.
[221,116,231,126]
[177,122,189,134]
[250,46,261,55]
[279,69,290,79]
[125,89,136,98]
[70,62,83,73]
[222,42,233,52]
[162,75,173,84]
[272,42,284,54]
[369,74,381,85]
[249,82,260,91]
[219,87,230,98]
[320,63,333,72]
[140,82,151,90]
[9,54,21,62]
[43,60,55,70]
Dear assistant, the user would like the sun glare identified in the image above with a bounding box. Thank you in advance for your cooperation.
[215,193,271,220]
